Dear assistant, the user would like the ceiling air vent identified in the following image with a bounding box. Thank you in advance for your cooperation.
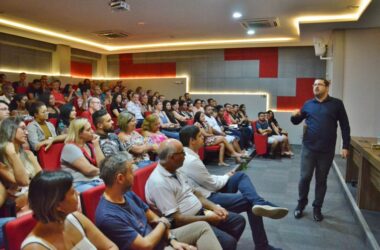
[94,30,129,39]
[240,17,280,30]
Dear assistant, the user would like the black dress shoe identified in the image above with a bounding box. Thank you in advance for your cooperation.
[294,205,304,219]
[313,208,324,222]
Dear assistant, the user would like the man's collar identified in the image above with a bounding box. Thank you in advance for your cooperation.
[157,163,175,177]
[184,147,199,157]
[313,95,331,103]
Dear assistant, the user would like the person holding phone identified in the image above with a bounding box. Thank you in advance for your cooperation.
[178,125,288,250]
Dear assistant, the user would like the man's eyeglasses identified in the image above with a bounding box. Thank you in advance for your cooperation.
[173,151,186,156]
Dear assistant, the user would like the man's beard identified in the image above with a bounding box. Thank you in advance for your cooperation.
[104,127,114,133]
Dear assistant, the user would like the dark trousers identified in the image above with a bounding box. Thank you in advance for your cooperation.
[211,212,246,250]
[298,146,335,209]
[208,172,269,249]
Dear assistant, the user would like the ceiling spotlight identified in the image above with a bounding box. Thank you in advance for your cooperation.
[247,29,255,35]
[232,12,242,19]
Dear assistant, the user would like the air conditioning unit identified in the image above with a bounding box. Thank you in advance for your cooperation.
[109,0,130,11]
[240,17,280,30]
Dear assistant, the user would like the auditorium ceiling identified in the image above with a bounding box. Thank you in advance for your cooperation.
[0,0,379,53]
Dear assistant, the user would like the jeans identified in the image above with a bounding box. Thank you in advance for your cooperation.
[208,172,269,249]
[74,178,104,193]
[136,160,155,168]
[298,146,335,209]
[0,217,15,247]
[211,212,246,250]
[161,130,179,140]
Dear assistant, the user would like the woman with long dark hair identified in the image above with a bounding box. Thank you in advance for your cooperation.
[57,103,77,135]
[110,93,123,118]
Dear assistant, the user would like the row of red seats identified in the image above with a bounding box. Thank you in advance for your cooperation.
[3,162,158,250]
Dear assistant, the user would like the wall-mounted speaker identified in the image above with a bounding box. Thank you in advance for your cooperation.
[313,37,327,57]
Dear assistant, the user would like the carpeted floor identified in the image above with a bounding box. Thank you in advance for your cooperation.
[205,145,369,250]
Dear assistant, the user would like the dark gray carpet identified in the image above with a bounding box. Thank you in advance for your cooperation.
[206,146,368,250]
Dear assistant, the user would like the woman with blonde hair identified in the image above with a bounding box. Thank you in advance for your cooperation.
[0,117,42,212]
[22,171,117,250]
[60,118,104,192]
[141,114,168,145]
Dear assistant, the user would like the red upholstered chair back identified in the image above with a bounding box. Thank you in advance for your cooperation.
[132,162,158,203]
[251,120,268,155]
[80,184,106,223]
[4,213,37,250]
[144,111,152,117]
[186,119,194,125]
[38,143,65,171]
[48,118,58,127]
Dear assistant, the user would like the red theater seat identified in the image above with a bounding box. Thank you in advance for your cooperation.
[48,118,58,127]
[252,120,268,156]
[198,145,220,161]
[186,119,194,125]
[132,162,158,203]
[80,184,106,223]
[3,213,37,250]
[38,143,65,171]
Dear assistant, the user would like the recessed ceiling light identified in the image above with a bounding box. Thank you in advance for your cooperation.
[232,12,242,19]
[247,29,255,35]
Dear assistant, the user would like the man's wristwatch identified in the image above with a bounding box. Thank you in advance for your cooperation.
[168,234,178,247]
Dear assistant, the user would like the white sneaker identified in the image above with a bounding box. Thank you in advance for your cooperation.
[252,205,288,219]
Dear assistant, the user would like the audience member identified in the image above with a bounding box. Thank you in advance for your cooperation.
[110,93,123,118]
[140,93,152,114]
[163,100,181,127]
[62,83,75,103]
[58,103,76,135]
[117,111,157,168]
[204,105,243,154]
[146,139,246,250]
[194,111,244,166]
[126,93,144,128]
[12,72,28,94]
[9,94,29,118]
[80,97,102,130]
[267,110,293,156]
[39,92,60,119]
[0,84,14,104]
[256,112,288,157]
[154,100,180,139]
[179,125,287,250]
[0,117,42,211]
[0,100,10,122]
[61,118,104,192]
[22,171,118,250]
[178,100,193,119]
[26,101,65,151]
[92,109,128,158]
[170,99,188,126]
[192,99,204,115]
[50,80,66,106]
[96,154,221,250]
[40,75,49,92]
[26,79,44,100]
[141,114,169,145]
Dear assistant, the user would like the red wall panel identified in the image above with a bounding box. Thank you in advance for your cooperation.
[71,61,92,78]
[119,54,176,77]
[277,78,315,110]
[224,47,278,78]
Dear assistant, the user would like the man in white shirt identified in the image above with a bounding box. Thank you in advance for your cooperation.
[178,125,288,250]
[146,139,246,250]
[127,93,144,127]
